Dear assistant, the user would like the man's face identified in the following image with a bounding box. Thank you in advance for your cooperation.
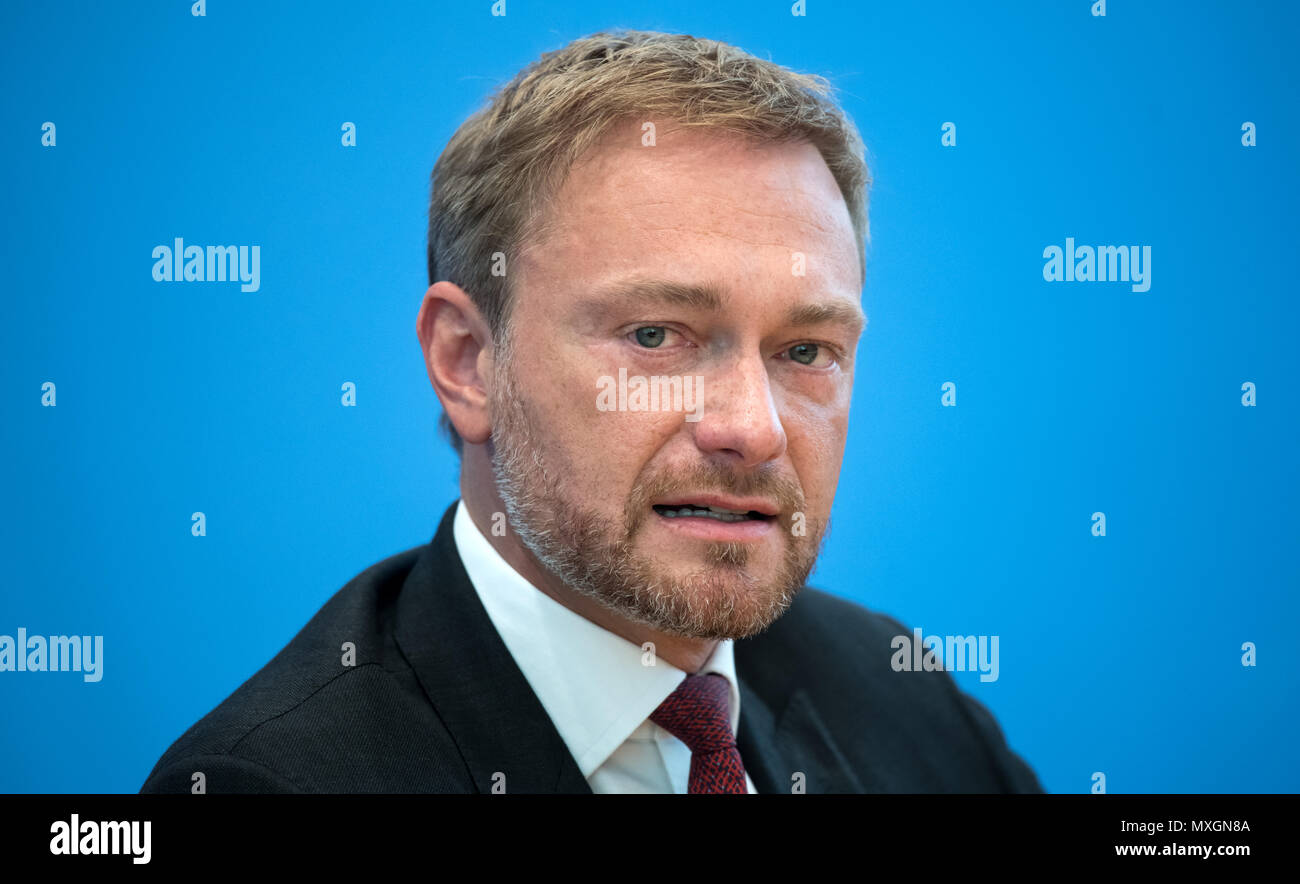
[489,121,865,640]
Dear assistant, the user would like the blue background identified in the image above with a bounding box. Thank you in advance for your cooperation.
[2,0,1296,793]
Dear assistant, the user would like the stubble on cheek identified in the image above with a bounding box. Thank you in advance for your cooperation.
[489,352,830,639]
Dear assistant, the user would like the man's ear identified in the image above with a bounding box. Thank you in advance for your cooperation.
[416,281,493,446]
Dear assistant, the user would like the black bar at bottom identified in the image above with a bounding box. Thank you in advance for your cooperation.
[0,794,1285,869]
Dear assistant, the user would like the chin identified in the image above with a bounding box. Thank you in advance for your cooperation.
[624,564,801,641]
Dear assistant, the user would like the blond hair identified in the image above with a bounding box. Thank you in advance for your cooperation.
[427,29,871,452]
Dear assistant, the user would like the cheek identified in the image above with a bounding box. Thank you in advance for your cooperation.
[529,356,677,495]
[781,383,849,445]
[589,410,685,486]
[781,391,850,501]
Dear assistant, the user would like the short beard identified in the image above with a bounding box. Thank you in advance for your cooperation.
[487,349,827,641]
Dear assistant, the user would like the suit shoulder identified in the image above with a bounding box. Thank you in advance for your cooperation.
[141,543,470,793]
[742,586,1044,793]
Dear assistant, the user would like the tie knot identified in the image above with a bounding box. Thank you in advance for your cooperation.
[649,673,736,754]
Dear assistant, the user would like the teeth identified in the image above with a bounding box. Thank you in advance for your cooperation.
[656,504,752,522]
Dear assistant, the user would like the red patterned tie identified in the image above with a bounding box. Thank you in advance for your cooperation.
[650,673,748,794]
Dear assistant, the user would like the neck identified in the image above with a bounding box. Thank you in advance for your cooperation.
[459,447,719,673]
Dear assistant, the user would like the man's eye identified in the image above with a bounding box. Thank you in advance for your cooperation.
[633,326,669,348]
[787,343,832,367]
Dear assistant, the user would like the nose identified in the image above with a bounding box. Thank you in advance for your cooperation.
[690,352,787,469]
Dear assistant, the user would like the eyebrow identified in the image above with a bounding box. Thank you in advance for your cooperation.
[584,277,866,335]
[785,300,867,336]
[586,278,726,312]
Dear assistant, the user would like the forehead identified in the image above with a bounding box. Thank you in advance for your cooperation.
[515,120,862,301]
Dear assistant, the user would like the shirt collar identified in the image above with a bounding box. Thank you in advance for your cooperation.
[451,499,743,777]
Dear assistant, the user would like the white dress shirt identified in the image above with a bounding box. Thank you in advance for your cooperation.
[452,499,758,794]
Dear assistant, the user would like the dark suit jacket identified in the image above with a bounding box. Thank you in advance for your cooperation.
[141,502,1043,793]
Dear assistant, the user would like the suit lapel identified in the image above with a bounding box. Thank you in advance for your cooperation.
[735,673,789,793]
[393,503,591,793]
[736,645,869,794]
[773,689,868,793]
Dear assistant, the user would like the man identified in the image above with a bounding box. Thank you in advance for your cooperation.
[141,29,1042,794]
